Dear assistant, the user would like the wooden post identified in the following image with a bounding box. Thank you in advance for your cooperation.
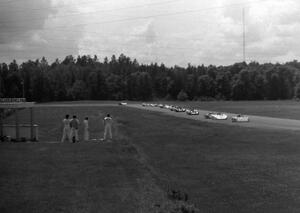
[15,109,19,141]
[30,107,34,141]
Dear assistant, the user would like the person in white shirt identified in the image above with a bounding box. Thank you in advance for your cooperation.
[103,114,113,141]
[70,115,80,143]
[83,117,89,141]
[61,114,71,142]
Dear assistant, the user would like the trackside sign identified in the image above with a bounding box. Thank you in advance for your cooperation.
[0,98,26,103]
[0,98,34,108]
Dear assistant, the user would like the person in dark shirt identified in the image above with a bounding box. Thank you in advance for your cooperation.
[70,115,80,143]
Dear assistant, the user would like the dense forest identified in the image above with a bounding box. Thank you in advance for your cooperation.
[1,54,300,102]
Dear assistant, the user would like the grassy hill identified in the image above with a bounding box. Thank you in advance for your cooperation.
[1,104,300,212]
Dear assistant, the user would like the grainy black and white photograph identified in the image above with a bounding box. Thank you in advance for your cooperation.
[0,0,300,212]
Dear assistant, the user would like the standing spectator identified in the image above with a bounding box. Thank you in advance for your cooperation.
[61,114,71,142]
[70,115,80,143]
[103,114,113,141]
[83,117,89,141]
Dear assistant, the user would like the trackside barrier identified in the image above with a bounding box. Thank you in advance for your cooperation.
[2,124,39,142]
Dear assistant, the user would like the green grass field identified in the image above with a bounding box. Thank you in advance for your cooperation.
[1,102,300,212]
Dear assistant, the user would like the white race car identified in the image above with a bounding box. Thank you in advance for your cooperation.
[164,105,172,109]
[186,109,199,115]
[175,107,185,112]
[205,112,227,120]
[119,102,127,106]
[231,114,250,122]
[170,106,179,111]
[170,106,175,111]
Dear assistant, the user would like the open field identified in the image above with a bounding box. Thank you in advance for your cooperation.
[1,102,300,212]
[0,142,150,213]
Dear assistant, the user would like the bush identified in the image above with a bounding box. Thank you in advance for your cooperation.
[294,83,300,99]
[177,90,188,101]
[165,94,173,100]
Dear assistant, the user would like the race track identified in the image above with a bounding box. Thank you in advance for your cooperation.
[35,102,300,131]
[127,104,300,131]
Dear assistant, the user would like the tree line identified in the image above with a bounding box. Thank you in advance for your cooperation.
[1,54,300,102]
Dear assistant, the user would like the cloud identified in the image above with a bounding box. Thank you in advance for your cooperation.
[0,0,56,44]
[243,0,300,63]
[30,33,48,45]
[214,0,300,64]
[130,20,156,44]
[0,0,299,65]
[0,0,88,62]
[0,0,56,61]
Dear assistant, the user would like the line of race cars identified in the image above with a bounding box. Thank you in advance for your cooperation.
[141,103,250,122]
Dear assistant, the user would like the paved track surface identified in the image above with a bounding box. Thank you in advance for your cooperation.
[127,104,300,131]
[35,103,300,131]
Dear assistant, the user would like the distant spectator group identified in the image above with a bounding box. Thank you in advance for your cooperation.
[61,114,113,143]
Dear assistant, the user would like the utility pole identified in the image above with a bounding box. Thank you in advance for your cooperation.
[243,7,246,63]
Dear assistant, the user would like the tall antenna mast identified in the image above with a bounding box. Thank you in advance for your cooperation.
[243,8,246,62]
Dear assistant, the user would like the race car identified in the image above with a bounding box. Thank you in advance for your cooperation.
[231,114,250,122]
[118,102,127,106]
[164,105,172,109]
[204,112,213,119]
[170,105,178,111]
[186,109,199,115]
[158,104,164,108]
[176,107,186,112]
[205,112,228,120]
[171,106,185,112]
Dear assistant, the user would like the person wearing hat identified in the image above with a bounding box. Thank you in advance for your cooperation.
[103,114,113,141]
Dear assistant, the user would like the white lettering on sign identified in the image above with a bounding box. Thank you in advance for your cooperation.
[0,98,26,103]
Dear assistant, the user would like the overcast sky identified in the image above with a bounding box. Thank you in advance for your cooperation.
[0,0,299,66]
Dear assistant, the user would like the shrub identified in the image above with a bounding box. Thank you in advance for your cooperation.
[177,90,188,101]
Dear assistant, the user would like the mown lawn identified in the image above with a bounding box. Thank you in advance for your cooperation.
[123,107,300,212]
[0,142,146,213]
[1,104,300,212]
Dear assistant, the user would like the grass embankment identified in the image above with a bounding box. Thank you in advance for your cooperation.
[124,107,300,212]
[1,104,300,212]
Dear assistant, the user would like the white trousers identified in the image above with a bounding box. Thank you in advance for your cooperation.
[61,127,71,142]
[104,125,112,140]
[84,128,89,141]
